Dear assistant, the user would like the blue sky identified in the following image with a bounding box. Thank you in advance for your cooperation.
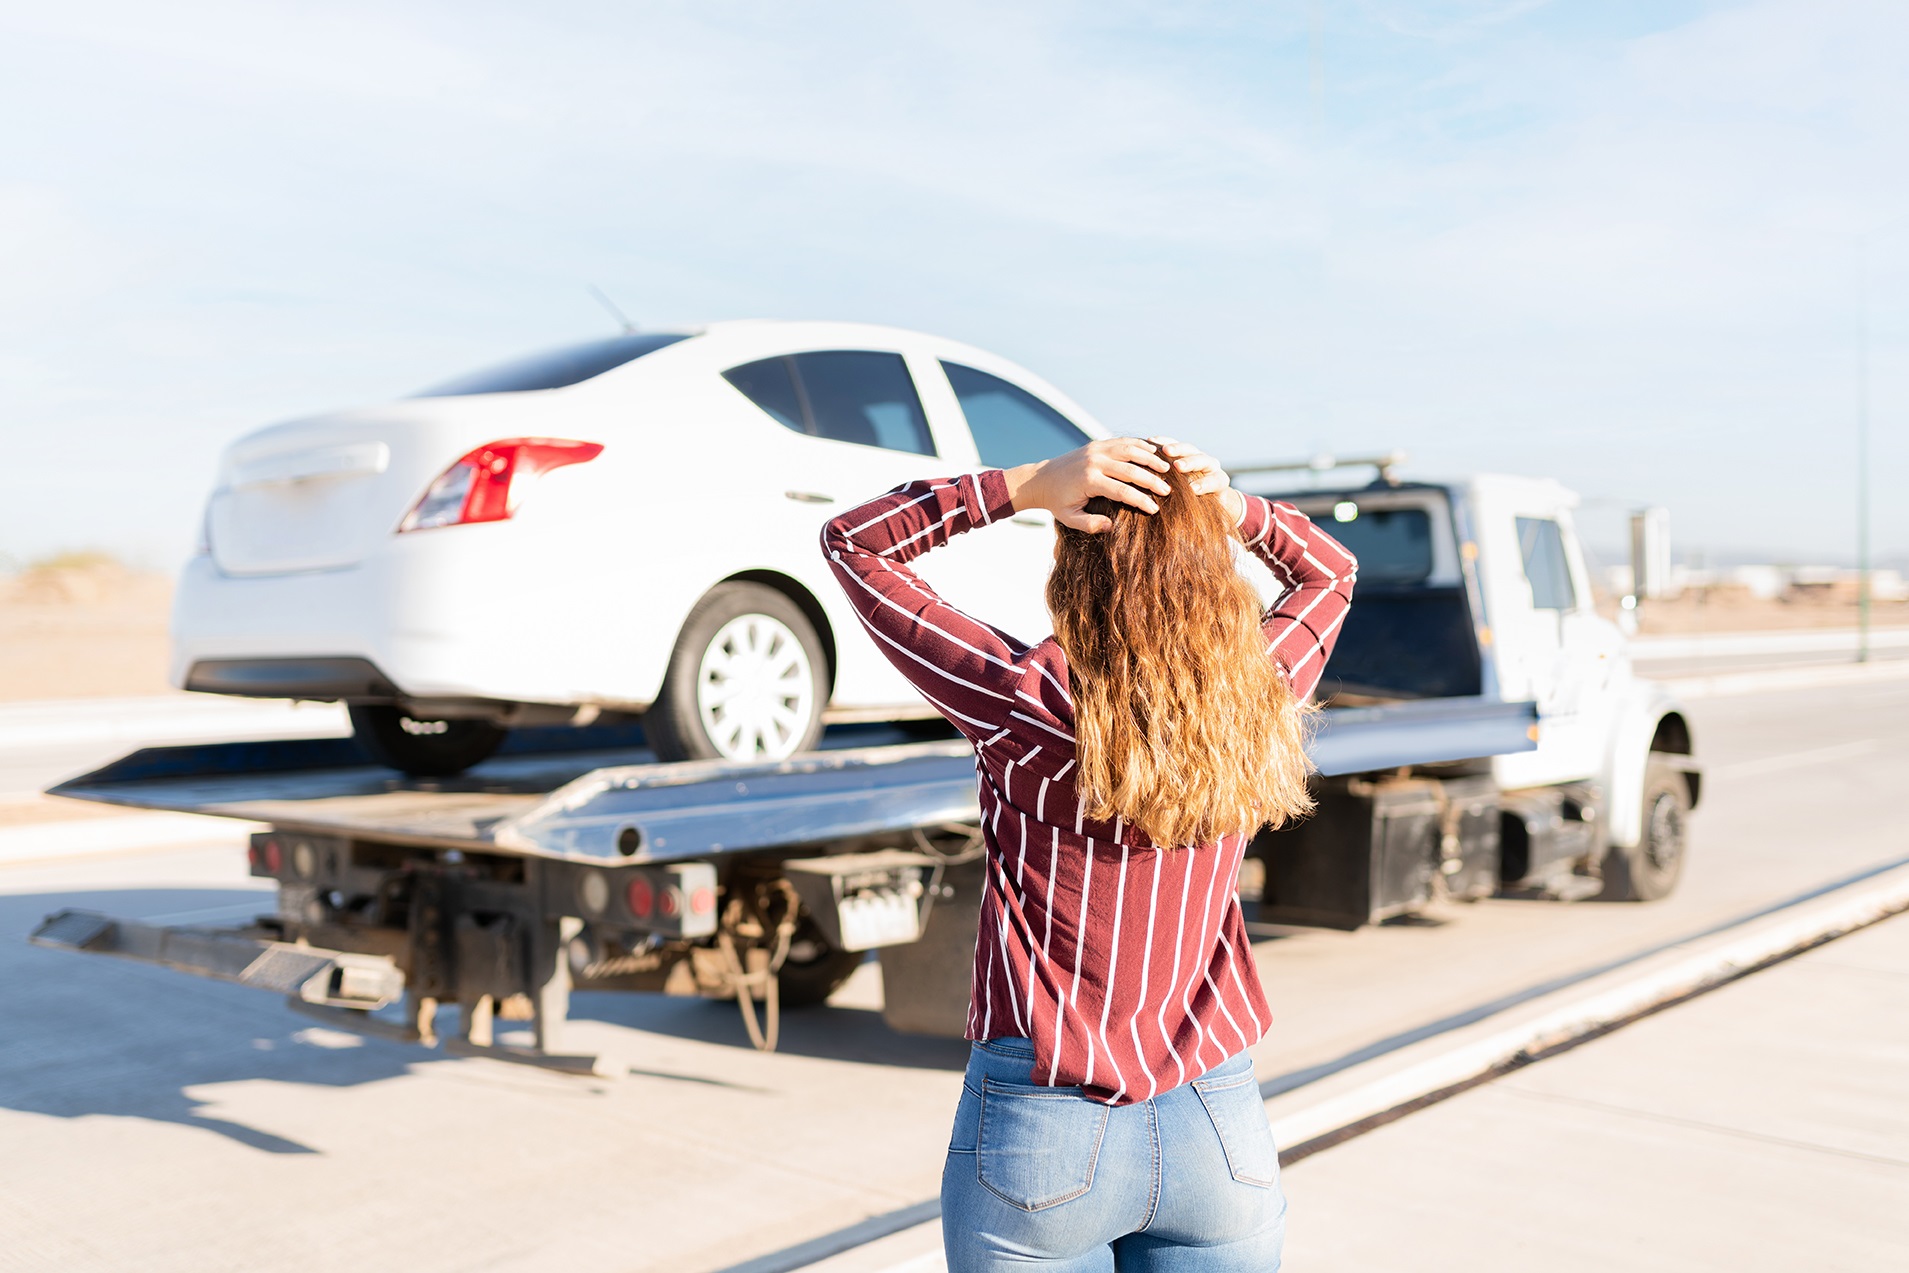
[2,0,1905,572]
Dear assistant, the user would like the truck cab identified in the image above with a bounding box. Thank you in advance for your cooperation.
[1242,461,1698,906]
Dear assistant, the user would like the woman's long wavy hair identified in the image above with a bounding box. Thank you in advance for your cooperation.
[1046,455,1317,847]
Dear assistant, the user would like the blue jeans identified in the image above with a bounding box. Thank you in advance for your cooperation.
[941,1038,1286,1271]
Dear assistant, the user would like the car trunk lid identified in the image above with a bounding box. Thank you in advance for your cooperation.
[207,402,517,575]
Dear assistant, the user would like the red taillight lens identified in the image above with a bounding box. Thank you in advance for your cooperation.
[399,437,603,532]
[627,876,654,919]
[250,837,282,875]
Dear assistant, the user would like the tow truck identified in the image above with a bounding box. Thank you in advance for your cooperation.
[30,457,1698,1076]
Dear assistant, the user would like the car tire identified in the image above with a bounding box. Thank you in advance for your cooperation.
[1598,759,1690,902]
[648,582,828,762]
[348,704,508,777]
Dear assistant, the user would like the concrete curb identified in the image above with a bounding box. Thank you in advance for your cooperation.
[1265,862,1909,1155]
[1657,658,1909,699]
[0,695,347,750]
[822,863,1909,1273]
[0,811,262,866]
[1632,626,1909,660]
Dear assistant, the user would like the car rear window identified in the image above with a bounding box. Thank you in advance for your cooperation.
[414,333,692,397]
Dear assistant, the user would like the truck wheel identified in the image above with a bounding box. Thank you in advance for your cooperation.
[776,918,865,1007]
[348,704,507,777]
[1599,760,1690,902]
[648,582,827,763]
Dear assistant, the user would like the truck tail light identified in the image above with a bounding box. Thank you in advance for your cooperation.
[399,438,603,532]
[248,833,282,877]
[613,865,717,939]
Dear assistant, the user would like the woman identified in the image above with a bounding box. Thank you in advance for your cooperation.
[821,436,1357,1270]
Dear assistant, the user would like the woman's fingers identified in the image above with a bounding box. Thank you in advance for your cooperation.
[1106,458,1172,497]
[1066,511,1116,534]
[1089,470,1161,514]
[1111,437,1171,471]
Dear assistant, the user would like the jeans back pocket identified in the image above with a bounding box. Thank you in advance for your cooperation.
[1191,1071,1279,1188]
[976,1080,1109,1211]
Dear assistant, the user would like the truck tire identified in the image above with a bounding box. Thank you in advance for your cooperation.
[648,582,828,763]
[348,704,508,777]
[1599,759,1690,902]
[776,917,865,1007]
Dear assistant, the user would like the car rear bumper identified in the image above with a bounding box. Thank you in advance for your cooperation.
[182,656,399,700]
[168,541,680,709]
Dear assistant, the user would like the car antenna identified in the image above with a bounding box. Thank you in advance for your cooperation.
[587,284,638,334]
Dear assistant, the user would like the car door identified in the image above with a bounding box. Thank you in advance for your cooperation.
[916,359,1095,646]
[720,347,948,708]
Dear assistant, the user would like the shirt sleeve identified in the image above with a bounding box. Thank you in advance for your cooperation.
[1235,494,1359,701]
[820,469,1028,741]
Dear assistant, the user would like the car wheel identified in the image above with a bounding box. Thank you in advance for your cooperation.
[1598,759,1690,902]
[648,582,828,762]
[348,704,508,777]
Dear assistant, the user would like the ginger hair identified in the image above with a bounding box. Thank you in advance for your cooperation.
[1046,456,1316,846]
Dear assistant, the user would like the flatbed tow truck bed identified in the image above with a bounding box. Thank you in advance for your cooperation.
[31,698,1537,1075]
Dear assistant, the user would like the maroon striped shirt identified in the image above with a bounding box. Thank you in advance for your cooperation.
[821,468,1357,1104]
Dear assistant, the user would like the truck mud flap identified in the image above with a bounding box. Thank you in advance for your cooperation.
[30,908,405,1010]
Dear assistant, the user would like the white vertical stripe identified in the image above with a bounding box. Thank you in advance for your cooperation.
[1156,854,1196,1088]
[1182,843,1226,1069]
[995,859,1027,1036]
[1096,844,1132,1104]
[1061,835,1096,1087]
[1128,851,1166,1101]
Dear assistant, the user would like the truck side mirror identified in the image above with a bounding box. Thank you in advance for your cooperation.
[1629,507,1671,603]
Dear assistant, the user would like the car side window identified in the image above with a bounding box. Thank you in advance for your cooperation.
[722,357,806,433]
[941,362,1089,469]
[1516,516,1577,611]
[724,352,935,456]
[790,352,935,456]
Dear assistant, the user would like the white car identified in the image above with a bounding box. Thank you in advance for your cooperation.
[173,321,1109,774]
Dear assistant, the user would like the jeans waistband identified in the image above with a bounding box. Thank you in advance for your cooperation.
[965,1036,1255,1096]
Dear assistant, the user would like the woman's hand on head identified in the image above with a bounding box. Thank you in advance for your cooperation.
[1004,438,1173,534]
[1147,437,1245,525]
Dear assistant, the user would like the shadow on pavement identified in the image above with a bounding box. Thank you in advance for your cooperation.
[1,882,971,1151]
[569,984,975,1073]
[0,886,424,1154]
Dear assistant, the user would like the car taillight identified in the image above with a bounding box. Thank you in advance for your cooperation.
[399,437,604,532]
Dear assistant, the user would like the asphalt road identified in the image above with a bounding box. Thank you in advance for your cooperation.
[1,677,1905,1272]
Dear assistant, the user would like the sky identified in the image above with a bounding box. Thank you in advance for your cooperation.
[2,0,1906,573]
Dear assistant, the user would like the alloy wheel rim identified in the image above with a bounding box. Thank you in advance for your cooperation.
[695,613,815,760]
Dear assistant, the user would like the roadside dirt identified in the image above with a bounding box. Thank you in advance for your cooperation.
[3,564,1906,704]
[0,564,174,701]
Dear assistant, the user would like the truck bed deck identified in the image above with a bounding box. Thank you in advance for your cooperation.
[48,698,1537,864]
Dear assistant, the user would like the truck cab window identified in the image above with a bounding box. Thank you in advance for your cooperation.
[1516,516,1577,611]
[1306,507,1433,585]
[941,362,1088,469]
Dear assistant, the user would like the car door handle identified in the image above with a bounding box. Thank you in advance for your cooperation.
[784,490,836,505]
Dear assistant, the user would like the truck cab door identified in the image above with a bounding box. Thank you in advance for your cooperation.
[1494,512,1609,787]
